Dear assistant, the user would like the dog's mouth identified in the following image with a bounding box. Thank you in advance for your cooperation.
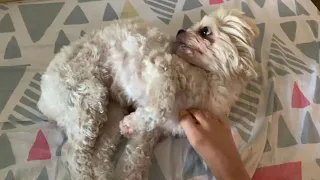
[172,41,202,56]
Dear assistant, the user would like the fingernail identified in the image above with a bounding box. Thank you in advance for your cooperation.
[179,109,189,118]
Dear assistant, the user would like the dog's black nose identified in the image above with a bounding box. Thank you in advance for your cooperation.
[177,29,185,35]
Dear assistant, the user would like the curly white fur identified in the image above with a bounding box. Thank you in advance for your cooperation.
[38,8,258,180]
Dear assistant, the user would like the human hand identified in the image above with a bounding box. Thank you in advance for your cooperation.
[179,109,250,180]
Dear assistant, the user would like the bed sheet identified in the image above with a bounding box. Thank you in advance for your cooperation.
[0,0,319,179]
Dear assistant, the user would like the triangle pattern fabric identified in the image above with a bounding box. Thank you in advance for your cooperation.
[182,0,202,11]
[264,140,271,152]
[200,9,207,18]
[54,30,70,54]
[4,36,21,59]
[277,115,298,148]
[236,127,251,142]
[120,0,139,19]
[103,3,119,21]
[56,131,67,156]
[64,5,89,25]
[301,111,320,144]
[182,14,193,29]
[296,41,319,62]
[314,77,320,104]
[157,17,170,24]
[183,146,208,179]
[254,0,266,8]
[27,130,51,161]
[292,82,310,108]
[19,2,64,43]
[148,157,166,180]
[0,134,16,169]
[316,159,320,167]
[280,21,297,42]
[295,0,309,16]
[5,170,15,180]
[0,14,15,33]
[80,30,86,37]
[0,5,8,10]
[0,65,28,114]
[36,167,49,180]
[1,122,16,130]
[144,0,176,25]
[209,0,223,5]
[306,20,318,38]
[78,0,101,2]
[241,1,255,19]
[278,0,296,17]
[265,81,283,116]
[254,23,265,63]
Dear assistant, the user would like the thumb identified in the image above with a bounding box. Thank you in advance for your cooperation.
[179,110,199,135]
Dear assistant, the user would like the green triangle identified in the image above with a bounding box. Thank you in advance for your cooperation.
[5,170,15,180]
[0,14,15,33]
[301,111,320,144]
[1,122,16,130]
[277,116,298,148]
[0,134,16,169]
[149,157,166,180]
[36,167,49,180]
[264,140,271,152]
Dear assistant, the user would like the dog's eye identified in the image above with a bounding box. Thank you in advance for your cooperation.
[201,26,212,36]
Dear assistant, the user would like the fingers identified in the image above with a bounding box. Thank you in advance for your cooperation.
[179,110,200,136]
[188,109,210,128]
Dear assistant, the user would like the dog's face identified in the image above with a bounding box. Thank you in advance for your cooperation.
[173,8,259,80]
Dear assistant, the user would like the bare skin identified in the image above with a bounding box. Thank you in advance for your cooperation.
[179,109,250,180]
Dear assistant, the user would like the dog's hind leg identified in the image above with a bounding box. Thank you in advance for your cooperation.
[116,129,162,180]
[92,102,127,180]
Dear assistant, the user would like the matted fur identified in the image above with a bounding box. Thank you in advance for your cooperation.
[38,8,258,180]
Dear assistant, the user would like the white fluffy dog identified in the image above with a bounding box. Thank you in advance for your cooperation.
[38,8,258,180]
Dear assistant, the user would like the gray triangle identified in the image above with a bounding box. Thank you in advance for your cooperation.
[182,14,193,29]
[278,0,296,17]
[0,65,28,114]
[301,111,320,144]
[200,9,207,19]
[264,140,271,152]
[242,1,255,19]
[182,0,202,11]
[4,36,21,59]
[307,20,318,38]
[265,81,283,116]
[5,170,15,180]
[1,122,16,130]
[183,146,208,179]
[316,159,320,167]
[314,77,320,104]
[278,115,298,148]
[0,14,15,33]
[296,41,319,62]
[37,167,48,180]
[254,0,266,8]
[0,134,16,169]
[19,2,64,43]
[157,16,170,24]
[0,5,9,10]
[103,3,118,21]
[54,30,70,54]
[296,0,309,16]
[148,157,166,180]
[80,30,86,37]
[236,127,251,142]
[79,0,101,2]
[254,23,265,63]
[64,5,89,25]
[280,21,297,42]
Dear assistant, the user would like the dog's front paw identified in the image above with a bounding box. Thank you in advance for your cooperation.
[120,114,136,137]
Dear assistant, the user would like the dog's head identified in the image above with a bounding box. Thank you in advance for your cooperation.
[173,8,259,80]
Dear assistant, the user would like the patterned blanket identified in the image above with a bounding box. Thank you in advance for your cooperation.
[0,0,319,179]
